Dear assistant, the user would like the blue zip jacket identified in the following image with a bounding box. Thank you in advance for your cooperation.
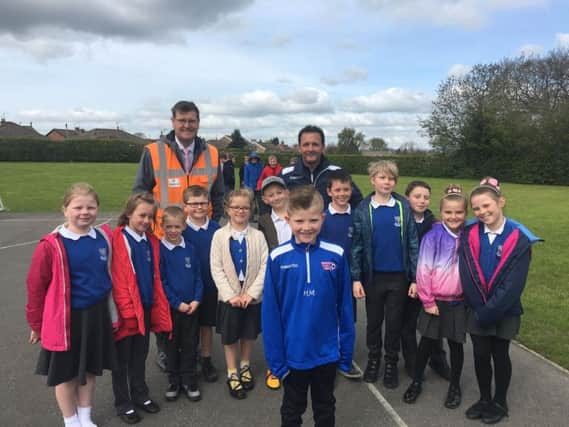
[160,239,204,309]
[459,219,532,328]
[243,162,263,190]
[262,238,355,378]
[350,192,419,285]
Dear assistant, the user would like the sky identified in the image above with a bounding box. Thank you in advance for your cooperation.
[1,0,568,148]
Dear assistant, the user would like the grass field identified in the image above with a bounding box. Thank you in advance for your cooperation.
[2,162,568,369]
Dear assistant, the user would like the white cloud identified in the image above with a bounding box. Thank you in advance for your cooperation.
[556,33,569,48]
[271,34,291,47]
[358,0,545,29]
[344,88,432,113]
[448,64,472,78]
[322,67,368,86]
[518,43,543,56]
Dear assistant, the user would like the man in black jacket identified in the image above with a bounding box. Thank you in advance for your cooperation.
[280,125,363,208]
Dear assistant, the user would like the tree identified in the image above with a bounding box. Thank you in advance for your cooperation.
[337,128,364,154]
[369,137,388,151]
[228,129,247,149]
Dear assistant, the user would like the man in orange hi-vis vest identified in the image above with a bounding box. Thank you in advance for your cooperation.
[133,101,225,372]
[133,100,224,238]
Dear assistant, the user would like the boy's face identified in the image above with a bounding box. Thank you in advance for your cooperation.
[327,180,352,209]
[370,172,397,197]
[262,184,288,210]
[184,195,209,222]
[162,216,186,244]
[286,205,325,245]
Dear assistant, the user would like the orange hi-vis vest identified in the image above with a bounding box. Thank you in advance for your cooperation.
[146,140,219,238]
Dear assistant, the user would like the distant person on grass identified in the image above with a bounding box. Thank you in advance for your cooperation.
[280,125,363,209]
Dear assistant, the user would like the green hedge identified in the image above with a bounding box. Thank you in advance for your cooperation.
[0,138,144,162]
[2,138,566,185]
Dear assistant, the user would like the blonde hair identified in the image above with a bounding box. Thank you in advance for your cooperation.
[287,185,324,214]
[440,184,467,211]
[368,160,399,181]
[183,185,209,201]
[62,182,99,208]
[161,205,186,225]
[117,193,157,227]
[224,188,254,212]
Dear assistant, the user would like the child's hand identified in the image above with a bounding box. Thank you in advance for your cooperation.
[178,302,190,313]
[187,301,200,315]
[229,296,242,308]
[29,330,40,344]
[353,281,366,299]
[408,283,418,299]
[241,294,254,308]
[425,305,439,316]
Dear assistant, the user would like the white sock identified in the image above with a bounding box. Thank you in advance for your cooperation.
[77,406,97,427]
[63,413,81,427]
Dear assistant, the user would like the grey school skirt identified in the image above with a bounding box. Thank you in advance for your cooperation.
[417,300,467,343]
[465,308,521,340]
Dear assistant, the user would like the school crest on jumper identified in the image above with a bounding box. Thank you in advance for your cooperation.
[393,216,401,227]
[185,257,192,268]
[146,250,152,262]
[99,247,107,261]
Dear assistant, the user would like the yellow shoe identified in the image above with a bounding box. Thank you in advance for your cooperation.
[265,370,281,390]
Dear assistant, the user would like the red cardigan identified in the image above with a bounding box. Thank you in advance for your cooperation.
[111,226,171,341]
[256,164,283,190]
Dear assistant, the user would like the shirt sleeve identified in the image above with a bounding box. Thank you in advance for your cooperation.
[416,232,436,309]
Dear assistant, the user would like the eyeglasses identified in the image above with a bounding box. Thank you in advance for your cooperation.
[229,206,251,212]
[185,202,208,207]
[175,118,198,125]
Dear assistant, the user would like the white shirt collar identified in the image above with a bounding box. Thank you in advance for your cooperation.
[186,217,209,231]
[58,225,97,240]
[484,218,506,236]
[327,203,351,215]
[124,225,147,242]
[175,136,195,152]
[161,238,185,251]
[370,195,396,209]
[442,223,459,239]
[230,226,248,243]
[271,209,286,223]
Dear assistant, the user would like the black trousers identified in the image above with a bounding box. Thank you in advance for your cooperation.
[401,296,446,366]
[365,272,408,363]
[112,309,151,414]
[166,309,199,386]
[281,363,337,427]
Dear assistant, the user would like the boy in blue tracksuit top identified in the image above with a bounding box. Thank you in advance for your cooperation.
[160,206,204,402]
[262,185,355,427]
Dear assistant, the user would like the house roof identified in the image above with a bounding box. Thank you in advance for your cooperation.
[0,120,45,138]
[78,128,147,143]
[47,128,85,138]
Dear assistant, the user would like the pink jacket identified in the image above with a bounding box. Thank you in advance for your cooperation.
[26,224,116,351]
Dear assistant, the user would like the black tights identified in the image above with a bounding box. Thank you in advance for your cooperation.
[414,337,463,387]
[470,334,511,406]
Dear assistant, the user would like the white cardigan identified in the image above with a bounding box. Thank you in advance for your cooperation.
[210,224,268,303]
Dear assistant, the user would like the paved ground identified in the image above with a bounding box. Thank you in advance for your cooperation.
[1,212,568,427]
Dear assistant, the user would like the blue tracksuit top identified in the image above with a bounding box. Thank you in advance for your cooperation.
[262,238,355,378]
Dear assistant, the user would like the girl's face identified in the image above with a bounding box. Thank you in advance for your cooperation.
[63,194,98,234]
[470,193,506,231]
[407,186,431,215]
[128,202,155,235]
[227,196,251,228]
[440,199,466,233]
[268,156,277,167]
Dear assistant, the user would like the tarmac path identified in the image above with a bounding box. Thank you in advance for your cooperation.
[1,213,568,426]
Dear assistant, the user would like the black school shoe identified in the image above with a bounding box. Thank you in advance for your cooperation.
[135,399,160,414]
[227,373,247,399]
[201,357,219,382]
[444,384,462,409]
[164,384,180,401]
[403,381,422,403]
[465,400,491,419]
[183,383,202,402]
[383,362,399,389]
[482,401,508,424]
[119,409,142,425]
[363,358,380,383]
